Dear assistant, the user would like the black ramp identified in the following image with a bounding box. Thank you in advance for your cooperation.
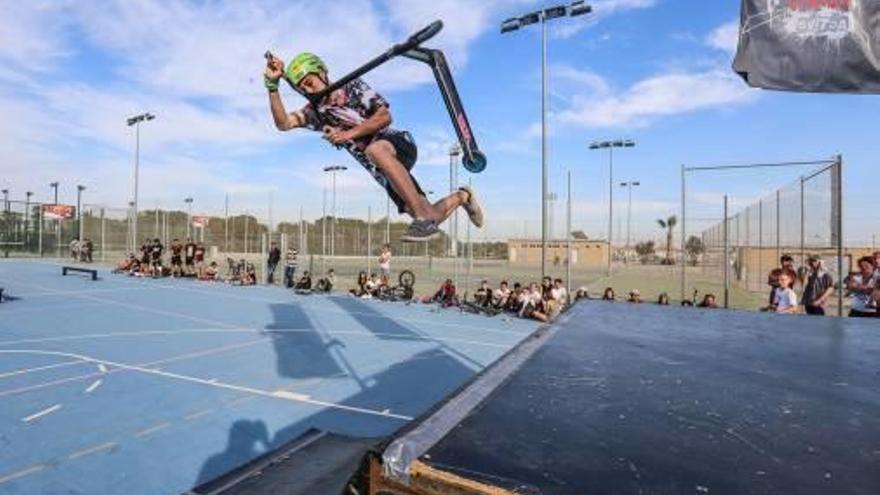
[419,302,880,495]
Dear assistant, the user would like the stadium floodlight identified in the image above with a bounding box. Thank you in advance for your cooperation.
[500,17,520,33]
[500,4,593,280]
[570,1,592,16]
[519,11,541,26]
[589,139,637,276]
[126,112,156,251]
[544,5,568,20]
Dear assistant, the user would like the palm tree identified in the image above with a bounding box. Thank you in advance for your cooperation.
[656,215,678,264]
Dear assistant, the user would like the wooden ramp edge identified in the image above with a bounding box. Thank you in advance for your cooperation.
[369,458,517,495]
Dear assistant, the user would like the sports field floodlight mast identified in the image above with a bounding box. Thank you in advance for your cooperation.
[323,165,348,257]
[184,197,194,238]
[589,139,635,276]
[126,112,156,252]
[76,185,86,241]
[501,1,592,278]
[619,181,640,251]
[49,182,59,204]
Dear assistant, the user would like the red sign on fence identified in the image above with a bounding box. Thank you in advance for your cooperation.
[192,215,209,228]
[42,204,74,220]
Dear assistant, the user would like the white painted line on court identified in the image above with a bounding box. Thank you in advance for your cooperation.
[22,404,62,423]
[134,421,171,438]
[0,349,413,421]
[0,359,86,380]
[0,339,267,398]
[68,442,116,460]
[184,408,215,421]
[98,363,108,373]
[0,464,46,485]
[84,379,102,393]
[272,390,311,401]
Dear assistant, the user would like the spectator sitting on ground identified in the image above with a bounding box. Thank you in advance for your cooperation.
[657,292,670,305]
[492,280,512,309]
[128,258,143,277]
[681,300,694,307]
[505,282,525,313]
[602,287,616,301]
[575,286,590,301]
[425,278,457,307]
[81,239,93,262]
[846,256,878,317]
[547,278,567,318]
[366,273,384,297]
[294,270,312,291]
[774,270,798,314]
[114,254,136,273]
[201,261,220,281]
[351,271,369,297]
[69,238,80,261]
[521,282,549,322]
[540,276,553,301]
[315,269,336,293]
[474,280,492,307]
[627,289,642,303]
[697,293,718,308]
[239,263,257,286]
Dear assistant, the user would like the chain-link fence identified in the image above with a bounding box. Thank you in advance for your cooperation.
[695,160,845,314]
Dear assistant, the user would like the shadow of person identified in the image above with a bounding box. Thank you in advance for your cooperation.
[195,419,270,486]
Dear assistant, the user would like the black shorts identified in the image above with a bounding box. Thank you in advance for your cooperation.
[378,131,424,214]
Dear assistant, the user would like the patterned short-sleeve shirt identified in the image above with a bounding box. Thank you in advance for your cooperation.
[299,78,397,150]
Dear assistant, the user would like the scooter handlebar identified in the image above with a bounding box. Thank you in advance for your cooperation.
[395,20,443,53]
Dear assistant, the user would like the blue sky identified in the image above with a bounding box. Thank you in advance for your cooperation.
[1,0,877,244]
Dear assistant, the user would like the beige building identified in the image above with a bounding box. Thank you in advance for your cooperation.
[507,239,609,267]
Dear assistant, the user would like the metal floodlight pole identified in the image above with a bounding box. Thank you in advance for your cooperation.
[323,165,347,258]
[723,195,729,309]
[76,185,86,242]
[25,191,33,244]
[501,2,592,279]
[49,182,59,205]
[590,139,635,277]
[566,170,572,303]
[126,112,155,252]
[620,181,640,251]
[184,197,193,239]
[449,144,460,257]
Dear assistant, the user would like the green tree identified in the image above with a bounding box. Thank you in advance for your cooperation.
[685,235,705,266]
[656,215,678,264]
[634,240,656,264]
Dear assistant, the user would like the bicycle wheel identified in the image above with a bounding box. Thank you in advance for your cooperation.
[398,270,415,288]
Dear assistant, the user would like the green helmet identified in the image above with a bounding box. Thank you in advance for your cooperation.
[286,52,327,86]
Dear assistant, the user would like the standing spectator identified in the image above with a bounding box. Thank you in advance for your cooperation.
[774,271,799,314]
[184,238,196,276]
[846,256,877,317]
[141,238,151,264]
[379,244,392,286]
[266,241,281,285]
[149,238,164,278]
[284,248,298,288]
[84,239,93,262]
[69,237,80,261]
[801,255,835,316]
[170,239,183,277]
[193,243,206,279]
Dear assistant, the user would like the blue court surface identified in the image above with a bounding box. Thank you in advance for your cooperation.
[0,260,539,495]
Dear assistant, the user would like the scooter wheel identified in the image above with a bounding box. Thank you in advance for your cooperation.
[462,151,487,174]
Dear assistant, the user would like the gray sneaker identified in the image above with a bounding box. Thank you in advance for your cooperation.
[401,219,442,242]
[459,185,484,228]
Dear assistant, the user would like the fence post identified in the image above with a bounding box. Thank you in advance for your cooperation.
[799,176,806,270]
[833,155,843,317]
[38,206,43,257]
[723,195,729,309]
[680,164,687,302]
[100,208,106,263]
[776,189,781,262]
[261,233,268,285]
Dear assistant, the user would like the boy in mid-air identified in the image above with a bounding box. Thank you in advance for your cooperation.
[264,53,482,241]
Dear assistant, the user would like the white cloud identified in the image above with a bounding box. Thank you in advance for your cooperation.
[706,20,740,54]
[557,68,757,128]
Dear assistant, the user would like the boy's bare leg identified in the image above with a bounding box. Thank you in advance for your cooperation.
[367,141,467,223]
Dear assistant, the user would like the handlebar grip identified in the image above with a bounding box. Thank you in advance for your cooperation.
[408,20,443,46]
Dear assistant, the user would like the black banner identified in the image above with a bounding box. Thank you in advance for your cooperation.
[733,0,880,93]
